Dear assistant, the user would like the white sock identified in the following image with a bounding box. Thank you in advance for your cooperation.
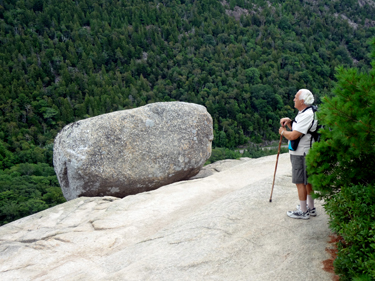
[299,200,307,212]
[307,195,314,209]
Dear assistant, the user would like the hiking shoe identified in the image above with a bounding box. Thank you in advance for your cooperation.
[287,209,310,220]
[296,204,317,216]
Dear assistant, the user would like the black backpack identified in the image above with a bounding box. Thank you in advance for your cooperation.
[306,105,323,145]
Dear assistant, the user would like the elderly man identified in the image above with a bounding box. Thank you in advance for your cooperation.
[279,89,317,220]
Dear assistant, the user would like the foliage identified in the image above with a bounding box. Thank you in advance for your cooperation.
[205,147,242,164]
[1,0,375,157]
[242,144,288,158]
[206,145,288,164]
[0,162,66,226]
[306,39,375,280]
[0,140,15,169]
[324,184,375,280]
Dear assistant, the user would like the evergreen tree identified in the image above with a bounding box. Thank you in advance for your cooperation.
[307,39,375,198]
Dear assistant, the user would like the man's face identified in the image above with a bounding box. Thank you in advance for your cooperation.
[293,91,304,110]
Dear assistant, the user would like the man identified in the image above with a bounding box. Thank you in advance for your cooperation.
[279,89,317,220]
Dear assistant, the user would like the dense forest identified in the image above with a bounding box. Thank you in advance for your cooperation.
[1,0,375,225]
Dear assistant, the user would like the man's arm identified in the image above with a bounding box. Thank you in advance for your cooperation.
[278,127,303,140]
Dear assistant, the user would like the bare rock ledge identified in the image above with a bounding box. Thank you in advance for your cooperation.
[0,154,334,281]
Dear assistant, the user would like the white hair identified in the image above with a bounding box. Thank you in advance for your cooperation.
[298,89,314,105]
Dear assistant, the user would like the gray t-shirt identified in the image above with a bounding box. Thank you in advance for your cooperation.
[289,108,314,156]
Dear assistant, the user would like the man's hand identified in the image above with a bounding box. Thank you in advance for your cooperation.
[280,117,291,127]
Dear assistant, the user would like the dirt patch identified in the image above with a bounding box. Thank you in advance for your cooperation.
[322,234,342,281]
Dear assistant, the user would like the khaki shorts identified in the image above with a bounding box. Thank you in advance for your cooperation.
[290,154,308,185]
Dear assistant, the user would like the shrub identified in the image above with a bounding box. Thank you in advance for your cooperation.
[324,184,375,280]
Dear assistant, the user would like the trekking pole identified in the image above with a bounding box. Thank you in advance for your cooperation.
[269,133,283,202]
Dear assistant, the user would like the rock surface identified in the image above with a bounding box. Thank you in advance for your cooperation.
[53,102,213,201]
[189,157,252,179]
[0,154,334,281]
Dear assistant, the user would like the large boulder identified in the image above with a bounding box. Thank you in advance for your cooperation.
[53,102,213,201]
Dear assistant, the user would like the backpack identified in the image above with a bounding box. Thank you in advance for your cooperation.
[306,105,322,146]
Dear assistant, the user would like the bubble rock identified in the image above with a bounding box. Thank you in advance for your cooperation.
[53,102,213,200]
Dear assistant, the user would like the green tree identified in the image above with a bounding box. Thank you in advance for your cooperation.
[0,141,14,169]
[245,67,261,85]
[307,42,375,198]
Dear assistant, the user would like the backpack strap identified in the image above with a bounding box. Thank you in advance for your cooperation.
[301,106,312,113]
[305,107,318,148]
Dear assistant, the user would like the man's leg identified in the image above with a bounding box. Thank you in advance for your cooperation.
[288,154,309,219]
[296,183,307,212]
[287,183,309,219]
[306,183,315,209]
[306,183,313,195]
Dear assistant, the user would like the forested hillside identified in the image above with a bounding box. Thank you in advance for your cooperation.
[1,0,375,225]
